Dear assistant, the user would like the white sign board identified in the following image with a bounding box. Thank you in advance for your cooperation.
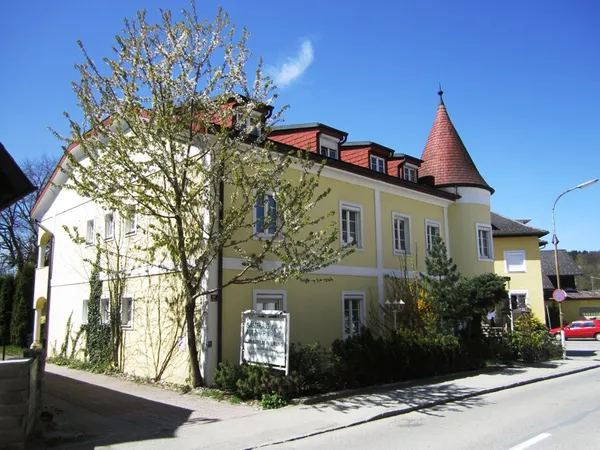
[240,310,290,374]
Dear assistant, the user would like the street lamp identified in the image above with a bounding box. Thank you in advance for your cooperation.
[552,178,599,359]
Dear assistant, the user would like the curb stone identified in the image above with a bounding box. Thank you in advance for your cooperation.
[250,363,600,449]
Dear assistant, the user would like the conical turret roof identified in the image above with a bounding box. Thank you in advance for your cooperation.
[420,92,493,194]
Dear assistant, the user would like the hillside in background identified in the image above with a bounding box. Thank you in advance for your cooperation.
[569,250,600,290]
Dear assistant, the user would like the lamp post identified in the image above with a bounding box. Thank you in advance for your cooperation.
[552,178,599,359]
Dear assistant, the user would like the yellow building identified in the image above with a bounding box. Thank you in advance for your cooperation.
[491,212,549,325]
[33,91,534,385]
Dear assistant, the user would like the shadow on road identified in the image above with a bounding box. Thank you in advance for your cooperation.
[31,372,219,449]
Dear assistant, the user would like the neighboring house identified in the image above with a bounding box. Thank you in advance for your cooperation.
[0,141,35,211]
[541,250,600,325]
[491,213,548,325]
[32,92,505,385]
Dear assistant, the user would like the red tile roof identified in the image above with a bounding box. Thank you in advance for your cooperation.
[420,99,493,193]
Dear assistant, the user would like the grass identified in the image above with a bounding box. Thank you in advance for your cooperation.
[1,345,25,359]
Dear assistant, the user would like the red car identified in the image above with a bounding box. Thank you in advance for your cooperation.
[550,319,600,341]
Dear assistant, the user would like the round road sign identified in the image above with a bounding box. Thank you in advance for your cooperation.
[552,289,567,303]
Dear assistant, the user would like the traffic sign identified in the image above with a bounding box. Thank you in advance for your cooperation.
[552,289,567,303]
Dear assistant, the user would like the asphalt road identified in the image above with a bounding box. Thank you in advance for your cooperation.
[271,343,600,450]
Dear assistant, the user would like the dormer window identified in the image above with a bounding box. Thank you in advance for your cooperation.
[370,155,385,173]
[236,111,262,136]
[319,135,339,159]
[320,146,338,159]
[403,166,418,183]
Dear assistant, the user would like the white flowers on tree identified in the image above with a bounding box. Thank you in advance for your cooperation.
[52,2,349,386]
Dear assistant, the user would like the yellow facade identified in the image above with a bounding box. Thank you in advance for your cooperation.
[447,203,493,275]
[551,299,600,324]
[493,236,545,321]
[221,270,379,363]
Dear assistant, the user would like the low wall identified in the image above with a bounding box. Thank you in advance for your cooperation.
[0,350,45,450]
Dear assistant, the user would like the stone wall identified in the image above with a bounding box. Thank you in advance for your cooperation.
[0,350,45,450]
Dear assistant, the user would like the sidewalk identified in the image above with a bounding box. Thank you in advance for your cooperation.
[38,359,600,449]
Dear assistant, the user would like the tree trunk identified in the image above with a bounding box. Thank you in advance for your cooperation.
[186,298,203,387]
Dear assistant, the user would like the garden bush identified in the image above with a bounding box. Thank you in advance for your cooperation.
[510,314,561,362]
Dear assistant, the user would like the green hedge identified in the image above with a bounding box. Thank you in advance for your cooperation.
[213,328,495,403]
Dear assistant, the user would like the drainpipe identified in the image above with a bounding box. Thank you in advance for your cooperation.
[32,220,54,349]
[216,177,225,365]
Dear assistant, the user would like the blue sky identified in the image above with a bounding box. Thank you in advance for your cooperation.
[1,0,598,250]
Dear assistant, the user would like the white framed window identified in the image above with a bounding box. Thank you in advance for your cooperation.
[343,291,365,338]
[370,155,386,173]
[85,219,95,245]
[320,146,338,159]
[104,212,115,240]
[100,298,110,324]
[82,300,89,324]
[123,207,137,235]
[403,166,417,183]
[476,223,493,260]
[425,219,441,251]
[320,135,339,159]
[340,202,363,249]
[121,297,134,329]
[254,192,278,237]
[236,110,262,136]
[509,291,528,310]
[392,213,411,255]
[253,290,287,312]
[504,250,526,273]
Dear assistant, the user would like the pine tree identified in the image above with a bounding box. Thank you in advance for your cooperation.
[11,263,35,347]
[420,235,462,333]
[0,275,15,346]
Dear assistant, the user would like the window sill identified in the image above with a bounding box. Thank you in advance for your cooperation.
[478,256,494,262]
[104,237,115,242]
[342,244,364,252]
[507,269,527,274]
[125,230,137,237]
[393,250,412,256]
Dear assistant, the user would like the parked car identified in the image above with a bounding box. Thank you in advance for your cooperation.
[550,319,600,341]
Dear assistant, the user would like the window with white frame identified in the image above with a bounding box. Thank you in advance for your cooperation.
[370,155,385,173]
[476,224,493,260]
[82,300,89,324]
[100,298,110,324]
[236,111,262,136]
[340,202,362,248]
[85,219,95,245]
[255,192,278,236]
[343,292,364,338]
[392,213,411,254]
[426,220,441,251]
[121,297,134,328]
[510,292,528,310]
[104,212,115,240]
[253,290,286,312]
[505,250,526,273]
[123,206,137,235]
[403,166,417,183]
[320,135,339,159]
[320,146,338,159]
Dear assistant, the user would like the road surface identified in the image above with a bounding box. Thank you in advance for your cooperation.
[270,365,600,449]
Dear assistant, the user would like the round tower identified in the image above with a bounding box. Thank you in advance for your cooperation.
[420,89,494,276]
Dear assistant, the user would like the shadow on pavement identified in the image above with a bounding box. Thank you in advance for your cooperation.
[308,382,489,416]
[30,372,219,449]
[567,349,597,358]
